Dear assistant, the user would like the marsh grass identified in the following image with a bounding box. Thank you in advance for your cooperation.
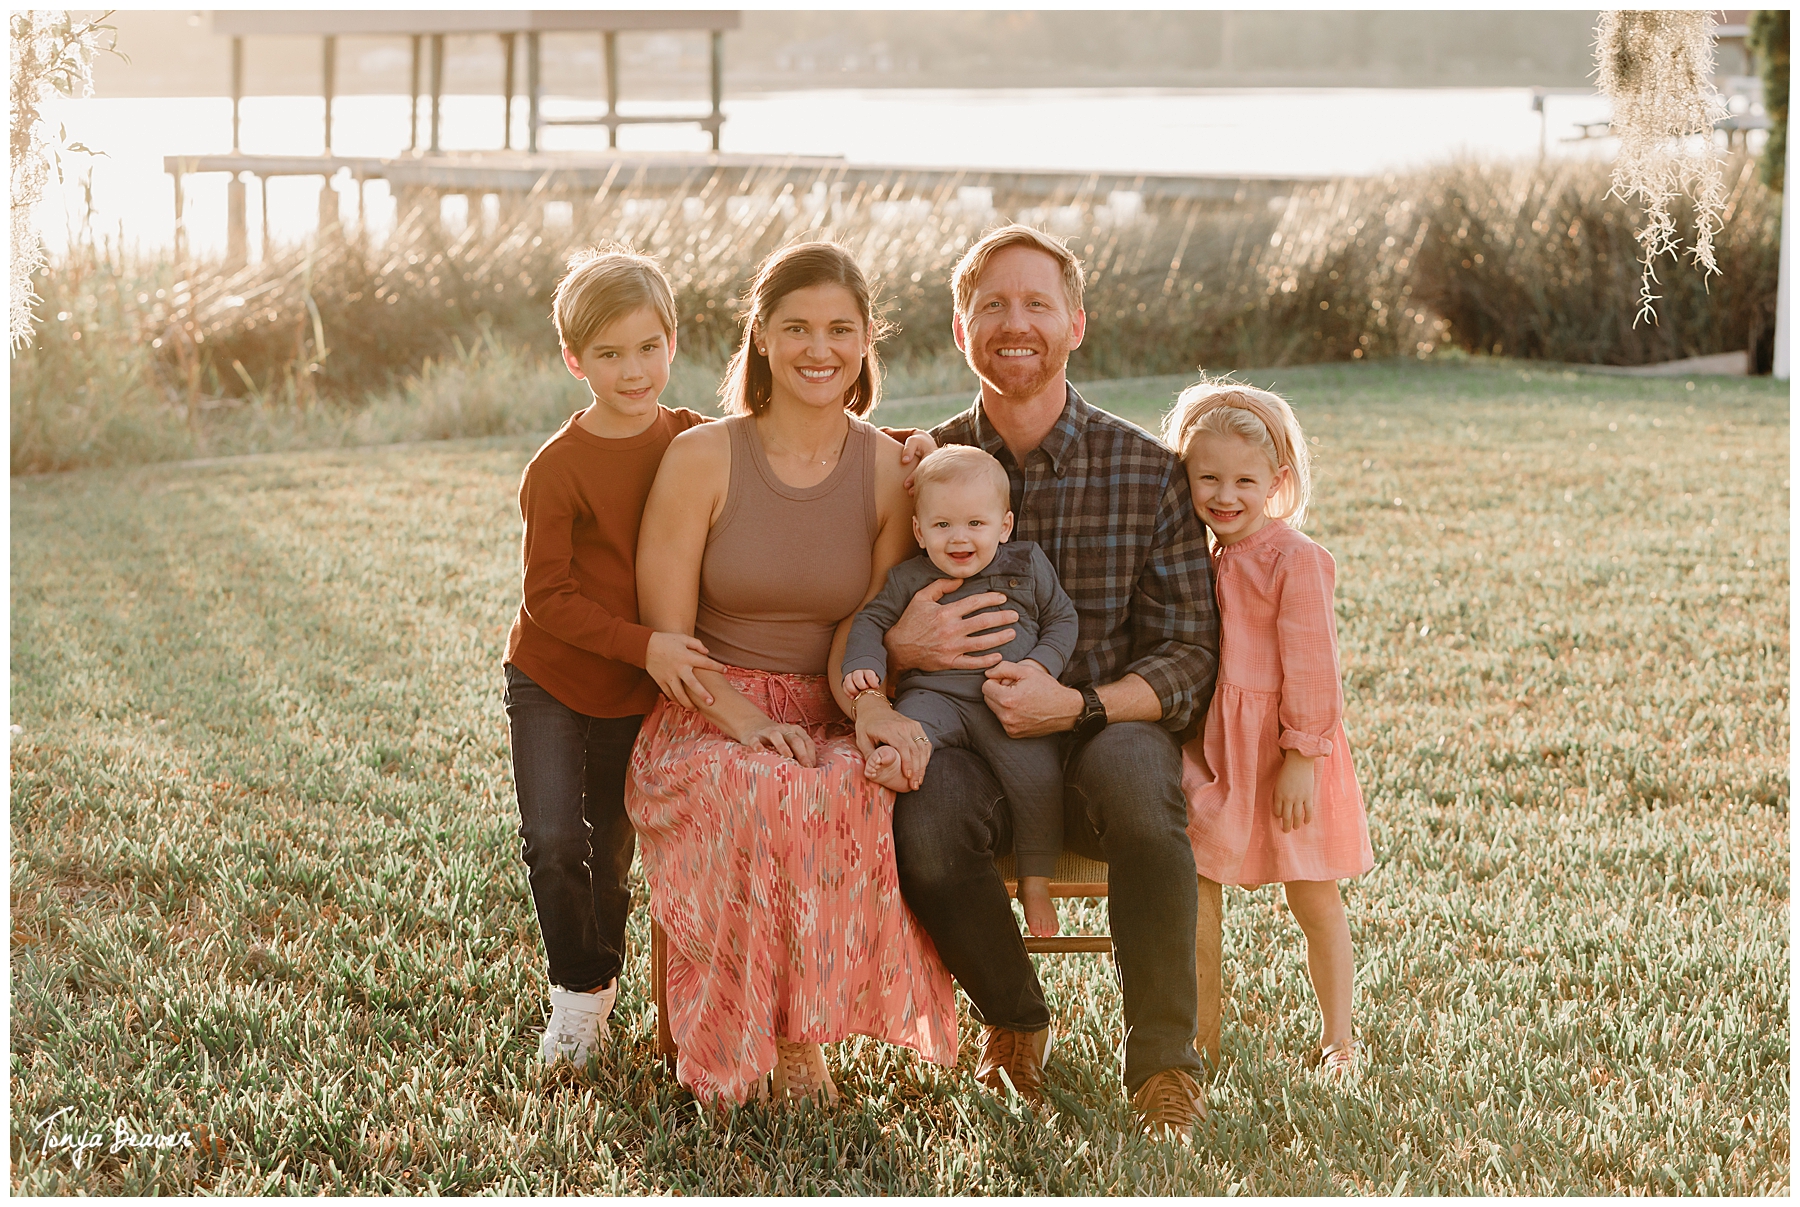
[10,359,1788,1194]
[12,158,1780,474]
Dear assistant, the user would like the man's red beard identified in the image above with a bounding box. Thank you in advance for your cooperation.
[966,340,1072,402]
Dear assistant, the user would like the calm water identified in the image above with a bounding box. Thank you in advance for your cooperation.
[36,87,1617,257]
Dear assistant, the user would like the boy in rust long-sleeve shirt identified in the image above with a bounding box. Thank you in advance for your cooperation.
[504,249,725,1069]
[508,248,938,1071]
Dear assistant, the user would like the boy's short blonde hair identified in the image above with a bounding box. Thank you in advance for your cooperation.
[950,224,1085,316]
[1161,378,1313,528]
[552,246,678,353]
[912,444,1012,512]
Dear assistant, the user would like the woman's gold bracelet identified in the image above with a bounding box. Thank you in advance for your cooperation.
[852,687,888,712]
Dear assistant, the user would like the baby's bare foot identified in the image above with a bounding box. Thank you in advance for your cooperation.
[865,745,910,793]
[1019,878,1059,937]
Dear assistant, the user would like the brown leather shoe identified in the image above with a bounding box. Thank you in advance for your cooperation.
[1131,1067,1206,1143]
[973,1024,1051,1105]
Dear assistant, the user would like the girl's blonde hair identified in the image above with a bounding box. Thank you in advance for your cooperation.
[1161,379,1313,528]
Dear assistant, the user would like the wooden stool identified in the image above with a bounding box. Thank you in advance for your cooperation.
[651,917,674,1061]
[994,850,1222,1066]
[650,855,1223,1065]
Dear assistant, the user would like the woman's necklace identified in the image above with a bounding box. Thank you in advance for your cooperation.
[761,421,849,468]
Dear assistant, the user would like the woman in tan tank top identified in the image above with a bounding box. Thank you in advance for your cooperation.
[627,243,958,1106]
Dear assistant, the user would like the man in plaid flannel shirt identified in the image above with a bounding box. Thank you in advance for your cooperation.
[871,225,1219,1140]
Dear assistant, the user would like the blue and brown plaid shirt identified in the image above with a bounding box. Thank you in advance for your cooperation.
[931,384,1219,733]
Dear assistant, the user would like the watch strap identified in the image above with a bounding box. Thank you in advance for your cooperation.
[1076,685,1108,739]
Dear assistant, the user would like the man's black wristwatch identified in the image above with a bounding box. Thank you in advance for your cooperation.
[1072,685,1109,743]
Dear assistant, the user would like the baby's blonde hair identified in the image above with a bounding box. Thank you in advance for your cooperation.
[912,444,1011,512]
[1161,379,1313,528]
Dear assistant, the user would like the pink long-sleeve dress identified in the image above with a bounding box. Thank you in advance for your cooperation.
[1182,519,1374,887]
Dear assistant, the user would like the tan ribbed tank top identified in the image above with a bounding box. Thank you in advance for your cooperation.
[694,415,880,675]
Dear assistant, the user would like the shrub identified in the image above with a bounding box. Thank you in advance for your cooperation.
[11,157,1780,474]
[1412,158,1780,366]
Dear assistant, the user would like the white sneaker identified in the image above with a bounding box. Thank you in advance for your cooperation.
[538,981,617,1066]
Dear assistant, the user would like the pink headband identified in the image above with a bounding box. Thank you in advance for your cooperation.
[1183,389,1294,464]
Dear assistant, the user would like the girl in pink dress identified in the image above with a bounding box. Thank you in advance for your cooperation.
[1162,382,1373,1078]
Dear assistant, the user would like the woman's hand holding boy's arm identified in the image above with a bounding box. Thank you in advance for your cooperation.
[1272,750,1316,833]
[645,631,725,709]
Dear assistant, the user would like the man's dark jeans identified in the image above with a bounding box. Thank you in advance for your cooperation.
[503,664,642,993]
[893,720,1202,1095]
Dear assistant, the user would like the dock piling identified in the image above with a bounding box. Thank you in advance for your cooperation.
[429,34,444,153]
[605,31,620,149]
[228,174,247,267]
[408,35,421,152]
[502,33,517,150]
[319,174,339,234]
[323,36,337,153]
[710,31,724,151]
[230,37,243,152]
[172,161,185,264]
[527,33,541,153]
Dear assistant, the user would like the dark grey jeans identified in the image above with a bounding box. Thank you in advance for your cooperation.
[896,688,1065,879]
[892,720,1203,1095]
[503,664,642,993]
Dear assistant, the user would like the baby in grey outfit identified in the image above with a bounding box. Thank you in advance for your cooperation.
[843,445,1078,936]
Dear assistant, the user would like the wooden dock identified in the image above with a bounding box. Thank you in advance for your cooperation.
[165,150,1310,261]
[165,150,1307,202]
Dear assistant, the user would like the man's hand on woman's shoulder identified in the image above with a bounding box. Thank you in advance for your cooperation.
[895,430,936,494]
[869,427,938,497]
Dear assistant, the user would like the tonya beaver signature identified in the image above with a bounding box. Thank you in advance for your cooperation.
[32,1106,197,1168]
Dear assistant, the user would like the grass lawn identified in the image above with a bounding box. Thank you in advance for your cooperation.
[10,358,1789,1194]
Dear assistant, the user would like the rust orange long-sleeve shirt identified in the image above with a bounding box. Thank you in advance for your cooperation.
[504,406,708,717]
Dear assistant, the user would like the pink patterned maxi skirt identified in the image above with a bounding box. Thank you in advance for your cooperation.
[624,667,959,1104]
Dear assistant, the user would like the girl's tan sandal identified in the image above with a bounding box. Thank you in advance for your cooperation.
[770,1039,840,1105]
[1319,1039,1360,1080]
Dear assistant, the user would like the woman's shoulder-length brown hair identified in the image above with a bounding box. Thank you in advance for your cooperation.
[718,241,890,418]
